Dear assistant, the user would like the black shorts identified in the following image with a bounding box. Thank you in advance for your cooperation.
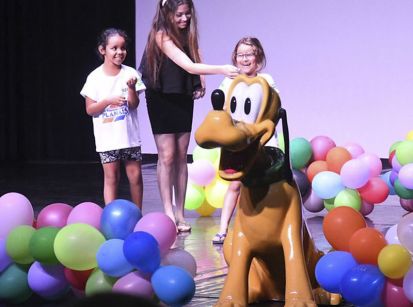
[98,146,142,164]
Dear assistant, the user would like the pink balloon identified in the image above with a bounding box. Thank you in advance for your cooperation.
[113,271,153,299]
[67,202,103,230]
[399,164,413,190]
[385,224,400,245]
[161,248,197,277]
[382,279,412,307]
[134,212,177,255]
[0,192,34,239]
[358,153,383,178]
[403,267,413,303]
[340,159,370,189]
[360,201,374,216]
[188,160,216,186]
[36,203,73,228]
[343,142,365,158]
[310,136,336,161]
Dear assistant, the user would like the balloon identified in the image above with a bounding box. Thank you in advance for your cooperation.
[396,141,413,165]
[29,226,60,264]
[100,199,142,240]
[161,248,197,277]
[184,181,205,210]
[403,267,413,303]
[303,190,324,213]
[196,200,216,217]
[54,223,105,270]
[64,268,93,290]
[134,212,177,255]
[6,225,35,264]
[406,130,413,141]
[334,188,362,211]
[397,213,413,253]
[0,264,32,303]
[0,238,12,273]
[401,198,413,212]
[36,203,73,228]
[205,178,230,208]
[192,146,220,164]
[358,177,390,204]
[312,171,344,199]
[360,201,374,216]
[385,224,400,245]
[96,239,134,277]
[306,160,328,182]
[395,179,413,199]
[378,244,412,279]
[151,265,196,306]
[67,202,103,230]
[343,142,365,158]
[322,206,366,251]
[326,146,352,174]
[113,271,153,299]
[290,137,312,169]
[315,251,357,293]
[392,154,403,172]
[323,197,335,211]
[293,169,311,199]
[0,192,34,239]
[188,160,216,186]
[123,231,160,274]
[85,269,117,296]
[310,135,336,161]
[381,170,396,195]
[358,153,383,178]
[340,159,370,189]
[382,279,412,307]
[28,262,69,298]
[340,264,385,306]
[349,227,387,265]
[399,164,413,190]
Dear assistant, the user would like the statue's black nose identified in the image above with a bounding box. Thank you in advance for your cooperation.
[211,89,225,111]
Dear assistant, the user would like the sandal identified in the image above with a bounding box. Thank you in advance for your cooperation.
[212,233,226,244]
[176,221,191,233]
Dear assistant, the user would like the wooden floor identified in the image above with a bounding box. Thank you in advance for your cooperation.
[0,161,404,306]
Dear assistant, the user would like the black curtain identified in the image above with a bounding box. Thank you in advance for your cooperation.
[0,0,136,162]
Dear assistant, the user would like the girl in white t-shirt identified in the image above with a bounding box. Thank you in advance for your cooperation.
[80,28,146,209]
[213,37,279,244]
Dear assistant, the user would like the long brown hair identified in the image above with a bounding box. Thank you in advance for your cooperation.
[144,0,200,86]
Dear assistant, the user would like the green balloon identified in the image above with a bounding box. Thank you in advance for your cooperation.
[395,179,413,199]
[184,182,205,210]
[85,269,117,296]
[324,198,335,211]
[334,189,361,211]
[290,137,312,170]
[29,226,60,264]
[192,146,220,164]
[6,225,35,264]
[0,264,32,303]
[389,141,401,155]
[396,140,413,165]
[54,223,105,270]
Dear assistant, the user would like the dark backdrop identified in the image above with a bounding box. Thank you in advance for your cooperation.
[0,0,136,162]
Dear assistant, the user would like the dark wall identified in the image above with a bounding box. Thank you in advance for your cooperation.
[0,0,136,162]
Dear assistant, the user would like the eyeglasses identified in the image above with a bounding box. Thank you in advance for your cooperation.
[236,53,255,60]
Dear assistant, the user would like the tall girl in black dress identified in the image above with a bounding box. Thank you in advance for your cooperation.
[140,0,239,232]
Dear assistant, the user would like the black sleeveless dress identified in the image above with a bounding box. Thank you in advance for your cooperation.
[139,52,201,134]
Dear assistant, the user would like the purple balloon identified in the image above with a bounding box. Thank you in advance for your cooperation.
[303,190,324,213]
[310,136,336,161]
[113,271,153,299]
[67,202,103,230]
[400,198,413,212]
[28,262,69,298]
[390,170,399,185]
[360,201,374,216]
[161,248,197,277]
[358,153,383,178]
[399,164,413,190]
[340,159,370,189]
[0,238,12,273]
[392,155,403,172]
[37,203,73,228]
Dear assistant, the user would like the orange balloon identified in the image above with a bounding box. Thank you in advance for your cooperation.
[322,206,366,251]
[349,227,387,265]
[306,160,328,182]
[326,146,352,174]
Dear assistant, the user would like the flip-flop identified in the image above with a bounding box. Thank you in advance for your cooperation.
[212,233,226,244]
[176,221,191,233]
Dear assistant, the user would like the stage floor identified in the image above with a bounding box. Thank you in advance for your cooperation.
[0,161,405,306]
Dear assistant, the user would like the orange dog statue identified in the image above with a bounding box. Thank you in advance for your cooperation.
[195,75,329,307]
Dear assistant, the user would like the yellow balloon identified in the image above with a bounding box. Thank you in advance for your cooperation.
[205,178,230,208]
[406,130,413,141]
[196,200,216,217]
[378,244,412,279]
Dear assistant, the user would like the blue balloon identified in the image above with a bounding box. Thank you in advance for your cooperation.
[123,231,160,273]
[340,264,385,306]
[312,171,344,199]
[0,264,32,303]
[380,171,396,195]
[315,251,357,293]
[100,199,142,239]
[96,239,134,277]
[151,265,195,306]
